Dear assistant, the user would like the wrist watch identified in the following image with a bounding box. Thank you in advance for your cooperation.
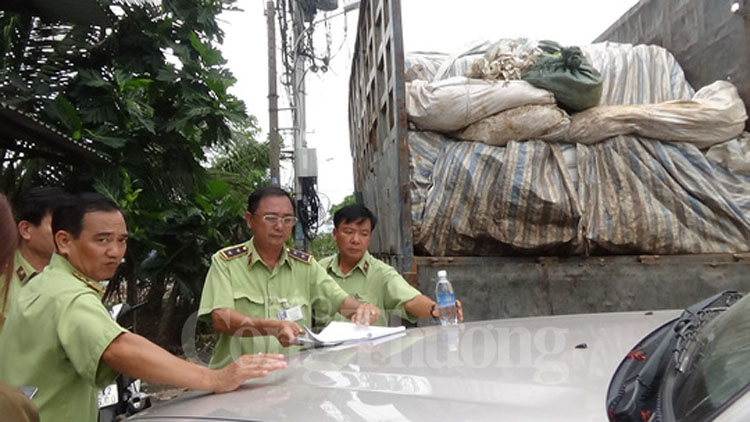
[431,303,439,319]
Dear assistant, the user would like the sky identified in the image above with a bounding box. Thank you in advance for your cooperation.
[217,0,640,216]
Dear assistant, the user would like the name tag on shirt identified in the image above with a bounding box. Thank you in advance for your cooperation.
[278,305,304,322]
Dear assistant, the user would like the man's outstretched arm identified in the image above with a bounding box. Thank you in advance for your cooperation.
[338,296,380,325]
[102,332,287,393]
[211,307,303,347]
[404,294,464,322]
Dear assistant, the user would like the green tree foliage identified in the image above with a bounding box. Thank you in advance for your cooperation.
[0,1,268,349]
[0,13,105,192]
[309,232,337,260]
[207,129,270,206]
[330,194,356,216]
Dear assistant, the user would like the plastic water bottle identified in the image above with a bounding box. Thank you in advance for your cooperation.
[435,270,458,326]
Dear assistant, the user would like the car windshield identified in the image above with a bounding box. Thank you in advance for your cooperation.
[671,293,750,420]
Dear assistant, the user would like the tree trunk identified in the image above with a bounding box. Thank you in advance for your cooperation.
[157,282,178,348]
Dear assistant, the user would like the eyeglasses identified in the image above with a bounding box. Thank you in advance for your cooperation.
[261,214,298,226]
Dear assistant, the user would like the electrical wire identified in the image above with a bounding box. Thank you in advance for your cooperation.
[273,0,346,241]
[297,176,321,240]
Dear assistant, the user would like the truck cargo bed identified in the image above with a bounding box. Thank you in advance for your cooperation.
[349,0,750,320]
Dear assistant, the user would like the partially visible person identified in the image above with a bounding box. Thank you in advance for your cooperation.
[0,193,286,422]
[14,187,69,272]
[199,186,380,368]
[0,194,18,313]
[318,204,463,328]
[0,187,71,329]
[0,193,39,422]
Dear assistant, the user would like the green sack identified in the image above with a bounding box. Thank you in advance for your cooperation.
[522,40,603,112]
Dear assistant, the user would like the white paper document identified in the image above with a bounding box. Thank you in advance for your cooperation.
[298,322,406,347]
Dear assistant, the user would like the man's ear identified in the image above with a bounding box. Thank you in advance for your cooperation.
[54,230,73,256]
[245,211,253,231]
[17,220,32,241]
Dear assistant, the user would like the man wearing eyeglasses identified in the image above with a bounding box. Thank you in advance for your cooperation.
[199,186,380,368]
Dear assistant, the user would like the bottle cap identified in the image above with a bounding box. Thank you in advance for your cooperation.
[437,270,447,278]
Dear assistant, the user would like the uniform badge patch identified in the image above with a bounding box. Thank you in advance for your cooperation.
[15,266,28,283]
[219,245,249,261]
[287,248,312,264]
[363,261,370,273]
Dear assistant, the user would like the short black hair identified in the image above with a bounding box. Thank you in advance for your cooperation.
[247,186,295,214]
[52,193,122,239]
[14,187,71,226]
[333,204,377,230]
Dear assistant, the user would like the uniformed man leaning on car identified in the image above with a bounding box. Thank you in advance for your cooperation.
[318,204,463,328]
[0,193,287,422]
[199,186,380,368]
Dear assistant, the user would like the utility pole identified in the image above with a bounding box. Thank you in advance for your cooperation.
[269,1,360,250]
[291,3,308,250]
[265,0,280,186]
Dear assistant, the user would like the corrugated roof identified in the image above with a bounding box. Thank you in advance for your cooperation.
[0,103,110,163]
[2,0,116,26]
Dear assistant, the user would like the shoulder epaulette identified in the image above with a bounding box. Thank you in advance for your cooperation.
[219,245,249,261]
[72,271,105,296]
[287,248,313,264]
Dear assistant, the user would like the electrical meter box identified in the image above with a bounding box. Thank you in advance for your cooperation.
[296,147,318,178]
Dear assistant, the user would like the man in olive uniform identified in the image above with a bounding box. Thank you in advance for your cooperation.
[199,186,380,368]
[318,204,463,327]
[0,193,38,422]
[0,187,70,330]
[0,193,286,422]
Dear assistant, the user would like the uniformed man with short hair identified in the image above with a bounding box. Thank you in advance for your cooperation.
[0,193,286,422]
[0,187,70,330]
[318,204,463,327]
[199,186,380,368]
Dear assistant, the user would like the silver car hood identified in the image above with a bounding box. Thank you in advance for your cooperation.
[131,310,679,422]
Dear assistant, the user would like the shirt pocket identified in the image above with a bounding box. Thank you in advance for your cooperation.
[279,293,310,324]
[232,289,266,320]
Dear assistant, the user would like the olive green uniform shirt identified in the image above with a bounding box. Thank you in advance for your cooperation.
[0,254,127,422]
[318,251,421,327]
[0,251,36,332]
[199,238,350,368]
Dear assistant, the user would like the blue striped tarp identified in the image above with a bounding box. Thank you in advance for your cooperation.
[407,42,750,256]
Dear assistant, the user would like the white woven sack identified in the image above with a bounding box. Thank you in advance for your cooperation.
[406,76,555,132]
[566,80,747,148]
[455,104,570,146]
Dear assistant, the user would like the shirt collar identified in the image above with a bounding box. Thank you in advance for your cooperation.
[49,253,106,296]
[247,238,292,269]
[330,250,371,278]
